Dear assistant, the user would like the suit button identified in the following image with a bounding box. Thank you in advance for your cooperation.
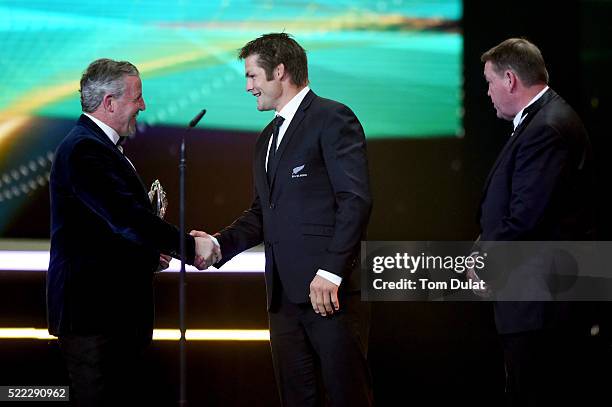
[269,203,275,209]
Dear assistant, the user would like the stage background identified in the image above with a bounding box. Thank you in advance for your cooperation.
[1,0,611,405]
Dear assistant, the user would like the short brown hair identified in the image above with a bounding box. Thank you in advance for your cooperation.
[239,33,308,87]
[481,38,549,86]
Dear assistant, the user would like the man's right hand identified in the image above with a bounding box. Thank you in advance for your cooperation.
[191,230,221,270]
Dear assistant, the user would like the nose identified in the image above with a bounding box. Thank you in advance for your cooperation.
[246,78,253,93]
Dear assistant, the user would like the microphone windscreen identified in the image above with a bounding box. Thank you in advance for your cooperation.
[189,109,207,128]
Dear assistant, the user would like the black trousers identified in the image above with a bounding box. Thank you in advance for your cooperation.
[58,332,150,407]
[268,280,372,407]
[501,327,601,407]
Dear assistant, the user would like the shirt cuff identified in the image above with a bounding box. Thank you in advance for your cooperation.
[316,269,342,286]
[210,235,220,250]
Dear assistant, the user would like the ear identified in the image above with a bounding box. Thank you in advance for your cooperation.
[102,93,114,113]
[275,63,285,80]
[505,70,519,93]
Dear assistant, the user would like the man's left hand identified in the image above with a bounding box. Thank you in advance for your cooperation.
[309,275,340,316]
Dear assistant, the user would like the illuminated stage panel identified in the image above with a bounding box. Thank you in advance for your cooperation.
[0,248,265,272]
[0,328,270,341]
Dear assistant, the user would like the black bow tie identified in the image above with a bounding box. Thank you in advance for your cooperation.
[521,105,533,121]
[115,136,129,154]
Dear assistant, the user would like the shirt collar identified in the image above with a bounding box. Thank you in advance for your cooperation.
[83,112,121,146]
[275,86,310,122]
[513,86,549,130]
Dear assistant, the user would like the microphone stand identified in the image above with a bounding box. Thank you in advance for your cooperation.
[178,109,206,407]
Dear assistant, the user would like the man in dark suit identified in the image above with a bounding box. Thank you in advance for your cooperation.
[47,58,216,406]
[471,38,595,405]
[192,33,372,406]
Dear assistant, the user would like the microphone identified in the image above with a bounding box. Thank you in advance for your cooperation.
[189,109,207,128]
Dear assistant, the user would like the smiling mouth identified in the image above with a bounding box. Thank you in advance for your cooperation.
[253,92,261,97]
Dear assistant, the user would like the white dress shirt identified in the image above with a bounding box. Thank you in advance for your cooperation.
[83,112,120,146]
[83,113,136,170]
[512,86,549,133]
[264,86,311,169]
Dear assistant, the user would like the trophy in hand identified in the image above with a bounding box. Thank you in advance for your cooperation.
[148,179,168,219]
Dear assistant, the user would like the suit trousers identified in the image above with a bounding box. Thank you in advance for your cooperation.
[501,326,601,407]
[268,270,372,407]
[58,333,150,407]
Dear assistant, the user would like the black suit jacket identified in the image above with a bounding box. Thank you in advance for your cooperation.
[216,90,372,308]
[47,115,196,337]
[478,89,595,334]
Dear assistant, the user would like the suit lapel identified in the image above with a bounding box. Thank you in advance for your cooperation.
[480,122,525,196]
[255,120,275,199]
[130,163,151,202]
[79,114,117,150]
[78,115,151,207]
[267,91,316,195]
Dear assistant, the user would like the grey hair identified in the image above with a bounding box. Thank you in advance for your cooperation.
[79,58,139,113]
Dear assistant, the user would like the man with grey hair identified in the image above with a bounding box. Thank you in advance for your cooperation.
[47,58,217,406]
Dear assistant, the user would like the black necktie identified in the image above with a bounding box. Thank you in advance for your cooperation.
[267,115,285,183]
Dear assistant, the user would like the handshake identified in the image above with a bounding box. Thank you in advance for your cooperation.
[157,230,221,272]
[191,230,222,270]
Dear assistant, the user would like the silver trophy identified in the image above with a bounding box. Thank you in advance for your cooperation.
[148,179,168,219]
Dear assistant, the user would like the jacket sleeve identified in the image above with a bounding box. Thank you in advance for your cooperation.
[318,104,373,277]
